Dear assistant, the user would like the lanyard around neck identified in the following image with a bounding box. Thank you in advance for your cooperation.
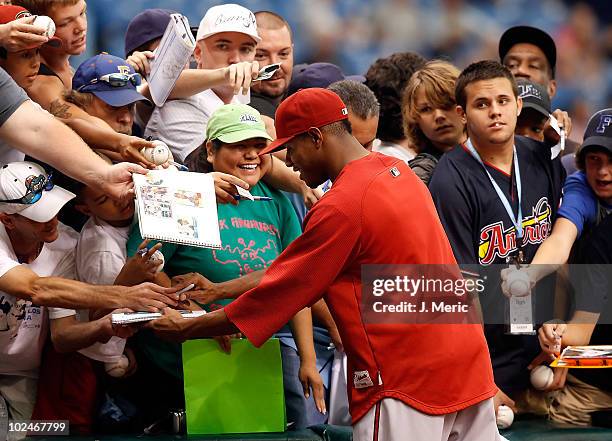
[465,139,523,241]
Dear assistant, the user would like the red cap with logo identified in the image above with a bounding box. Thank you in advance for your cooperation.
[259,88,349,155]
[0,5,62,48]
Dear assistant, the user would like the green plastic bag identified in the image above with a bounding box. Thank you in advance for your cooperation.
[182,338,286,435]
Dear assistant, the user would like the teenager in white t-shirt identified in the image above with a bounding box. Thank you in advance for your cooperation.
[0,161,137,425]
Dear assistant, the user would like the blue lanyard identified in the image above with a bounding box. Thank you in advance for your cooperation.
[465,139,523,240]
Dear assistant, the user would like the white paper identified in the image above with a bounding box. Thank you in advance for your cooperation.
[112,310,206,325]
[509,294,535,334]
[235,185,254,200]
[133,170,222,248]
[147,14,195,107]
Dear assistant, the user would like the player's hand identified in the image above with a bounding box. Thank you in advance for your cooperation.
[127,50,154,76]
[299,362,326,415]
[145,307,188,342]
[116,134,156,168]
[224,61,259,95]
[538,321,566,356]
[210,171,249,205]
[122,282,182,312]
[0,16,49,52]
[115,240,163,286]
[493,389,517,415]
[171,272,220,304]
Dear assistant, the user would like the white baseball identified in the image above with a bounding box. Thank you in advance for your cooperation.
[508,269,531,297]
[141,140,171,166]
[149,249,164,273]
[104,354,129,378]
[530,365,554,390]
[33,15,56,38]
[496,405,514,429]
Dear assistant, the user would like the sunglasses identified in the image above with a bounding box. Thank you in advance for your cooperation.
[77,73,142,92]
[0,172,54,205]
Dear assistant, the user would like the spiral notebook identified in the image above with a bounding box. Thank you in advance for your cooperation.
[147,13,195,107]
[133,170,221,248]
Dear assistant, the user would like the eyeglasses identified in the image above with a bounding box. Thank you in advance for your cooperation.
[0,172,54,205]
[77,73,141,92]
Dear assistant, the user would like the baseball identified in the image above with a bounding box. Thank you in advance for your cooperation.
[496,405,514,429]
[508,269,531,297]
[104,354,129,378]
[530,365,554,390]
[33,15,56,38]
[141,140,171,166]
[149,249,165,273]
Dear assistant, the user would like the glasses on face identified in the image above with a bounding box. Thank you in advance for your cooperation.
[77,72,141,92]
[0,172,54,205]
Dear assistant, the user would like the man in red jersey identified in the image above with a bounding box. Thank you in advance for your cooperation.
[148,88,501,441]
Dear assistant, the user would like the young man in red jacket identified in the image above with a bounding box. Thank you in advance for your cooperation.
[149,88,501,441]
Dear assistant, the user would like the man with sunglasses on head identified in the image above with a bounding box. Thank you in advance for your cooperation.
[0,161,180,432]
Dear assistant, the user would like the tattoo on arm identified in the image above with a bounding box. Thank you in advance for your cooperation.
[49,99,72,119]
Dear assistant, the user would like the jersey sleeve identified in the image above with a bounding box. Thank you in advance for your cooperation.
[225,204,361,347]
[429,158,478,265]
[556,172,597,237]
[0,68,28,127]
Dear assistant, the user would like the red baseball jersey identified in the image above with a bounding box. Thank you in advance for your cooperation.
[225,152,496,422]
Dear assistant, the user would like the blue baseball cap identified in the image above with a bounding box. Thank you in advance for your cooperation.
[124,8,175,57]
[287,63,365,97]
[72,53,150,107]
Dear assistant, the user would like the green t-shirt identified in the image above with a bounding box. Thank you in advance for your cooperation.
[126,181,301,377]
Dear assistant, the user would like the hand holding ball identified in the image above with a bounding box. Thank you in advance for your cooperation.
[507,269,531,297]
[530,365,554,390]
[141,141,171,166]
[32,15,56,38]
[104,354,129,378]
[496,405,514,429]
[149,249,164,273]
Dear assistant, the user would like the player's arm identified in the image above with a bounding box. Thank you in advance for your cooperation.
[149,206,360,345]
[0,265,180,311]
[171,270,264,305]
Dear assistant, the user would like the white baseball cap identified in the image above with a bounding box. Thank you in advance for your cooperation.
[0,162,75,223]
[196,4,260,43]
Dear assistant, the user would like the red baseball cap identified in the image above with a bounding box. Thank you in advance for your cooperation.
[259,88,349,155]
[0,5,62,48]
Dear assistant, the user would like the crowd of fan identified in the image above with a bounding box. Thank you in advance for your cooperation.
[0,0,609,440]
